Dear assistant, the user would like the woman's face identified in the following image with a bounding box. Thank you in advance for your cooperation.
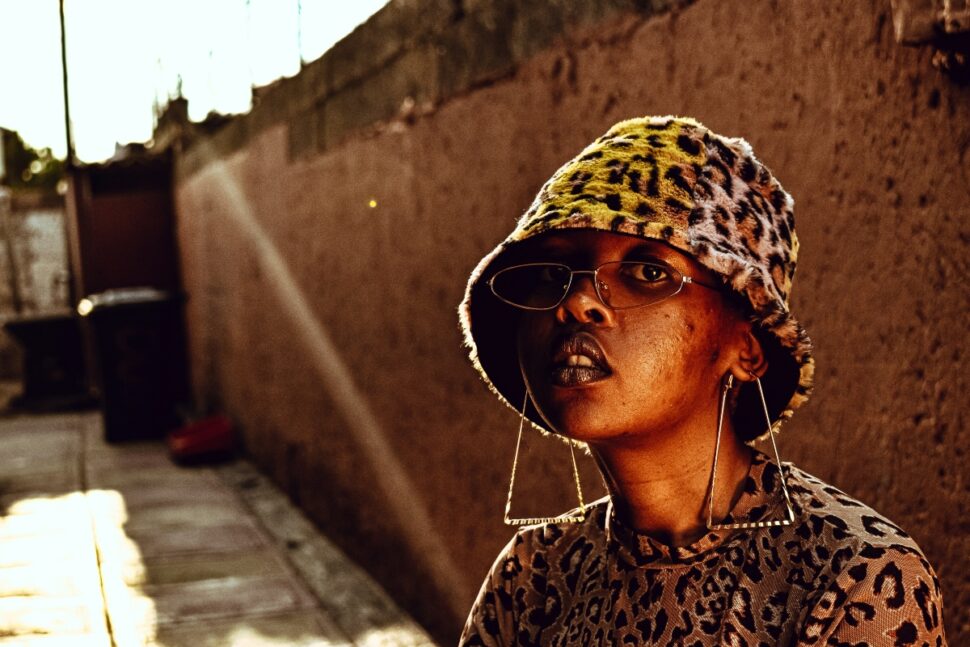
[514,229,748,445]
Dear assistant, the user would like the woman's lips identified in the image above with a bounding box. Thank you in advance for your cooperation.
[550,365,610,387]
[548,333,612,387]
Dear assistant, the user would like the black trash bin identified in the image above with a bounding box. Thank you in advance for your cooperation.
[2,311,92,412]
[78,287,190,442]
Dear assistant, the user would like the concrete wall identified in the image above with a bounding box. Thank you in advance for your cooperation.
[171,0,970,643]
[0,204,70,316]
[0,190,70,379]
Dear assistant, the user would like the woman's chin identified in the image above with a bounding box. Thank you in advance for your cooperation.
[534,407,618,443]
[528,377,622,439]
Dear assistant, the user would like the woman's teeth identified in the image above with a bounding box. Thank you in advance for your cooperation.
[565,354,595,367]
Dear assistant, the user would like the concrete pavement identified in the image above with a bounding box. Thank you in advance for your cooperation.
[0,411,436,647]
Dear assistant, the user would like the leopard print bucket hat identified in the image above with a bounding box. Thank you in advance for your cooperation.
[458,115,814,443]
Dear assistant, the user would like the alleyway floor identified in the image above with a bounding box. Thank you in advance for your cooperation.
[0,411,435,647]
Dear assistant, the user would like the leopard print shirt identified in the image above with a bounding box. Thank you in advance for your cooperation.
[460,451,947,646]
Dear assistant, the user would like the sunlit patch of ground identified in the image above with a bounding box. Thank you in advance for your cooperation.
[0,413,436,646]
[0,491,112,644]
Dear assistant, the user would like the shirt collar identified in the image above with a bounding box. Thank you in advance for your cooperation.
[603,449,787,568]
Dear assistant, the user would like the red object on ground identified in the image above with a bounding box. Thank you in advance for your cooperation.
[167,414,235,461]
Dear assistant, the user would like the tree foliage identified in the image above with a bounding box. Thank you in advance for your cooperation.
[0,128,64,191]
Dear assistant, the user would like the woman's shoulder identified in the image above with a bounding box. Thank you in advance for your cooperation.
[459,498,613,645]
[785,462,926,556]
[784,463,946,641]
[784,462,942,601]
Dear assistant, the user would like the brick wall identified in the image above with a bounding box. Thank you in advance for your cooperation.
[169,0,970,642]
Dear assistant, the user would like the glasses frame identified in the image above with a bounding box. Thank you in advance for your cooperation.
[487,259,722,311]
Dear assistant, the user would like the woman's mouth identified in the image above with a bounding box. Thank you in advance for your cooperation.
[551,364,610,386]
[549,333,612,387]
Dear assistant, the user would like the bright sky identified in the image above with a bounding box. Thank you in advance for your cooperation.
[0,0,389,163]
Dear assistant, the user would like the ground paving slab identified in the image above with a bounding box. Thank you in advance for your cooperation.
[0,412,436,647]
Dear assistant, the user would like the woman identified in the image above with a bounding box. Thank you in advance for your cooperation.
[457,116,947,645]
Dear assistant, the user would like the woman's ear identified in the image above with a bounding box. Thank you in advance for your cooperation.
[728,325,768,383]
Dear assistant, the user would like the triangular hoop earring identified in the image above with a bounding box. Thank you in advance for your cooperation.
[504,390,587,526]
[706,373,796,531]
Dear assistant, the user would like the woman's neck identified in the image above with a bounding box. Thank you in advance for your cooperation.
[589,417,753,547]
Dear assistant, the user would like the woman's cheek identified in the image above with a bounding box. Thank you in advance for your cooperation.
[620,324,681,376]
[516,316,548,369]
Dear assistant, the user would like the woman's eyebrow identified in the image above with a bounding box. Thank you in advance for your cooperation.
[532,236,576,251]
[623,244,669,260]
[526,243,579,260]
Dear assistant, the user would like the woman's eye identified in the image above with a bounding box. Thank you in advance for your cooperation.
[537,266,568,284]
[625,263,668,282]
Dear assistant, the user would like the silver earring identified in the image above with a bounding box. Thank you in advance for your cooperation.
[706,373,795,530]
[504,390,587,526]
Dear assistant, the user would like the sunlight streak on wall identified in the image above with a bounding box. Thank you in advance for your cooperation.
[190,152,470,619]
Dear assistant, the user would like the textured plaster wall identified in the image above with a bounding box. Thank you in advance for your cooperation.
[0,204,69,378]
[173,1,969,643]
[0,209,69,315]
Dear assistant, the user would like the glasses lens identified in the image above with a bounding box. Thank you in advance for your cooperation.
[597,261,683,308]
[491,263,572,309]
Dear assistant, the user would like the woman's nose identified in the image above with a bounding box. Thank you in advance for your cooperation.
[555,274,616,326]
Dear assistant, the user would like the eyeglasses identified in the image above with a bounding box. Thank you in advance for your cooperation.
[487,260,722,311]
